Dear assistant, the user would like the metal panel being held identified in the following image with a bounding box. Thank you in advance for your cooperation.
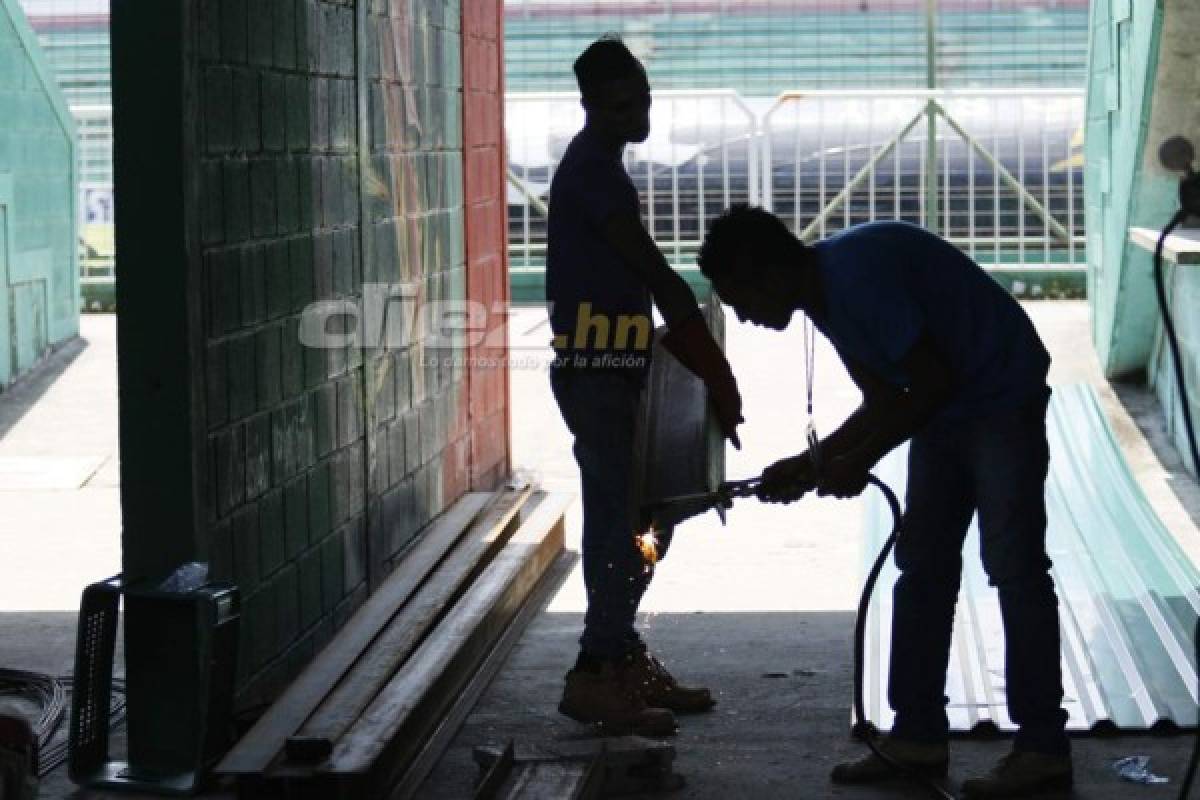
[632,302,726,533]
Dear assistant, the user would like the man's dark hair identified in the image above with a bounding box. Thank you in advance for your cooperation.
[698,204,802,288]
[574,35,644,108]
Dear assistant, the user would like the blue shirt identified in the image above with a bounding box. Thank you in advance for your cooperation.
[812,221,1050,419]
[546,127,653,373]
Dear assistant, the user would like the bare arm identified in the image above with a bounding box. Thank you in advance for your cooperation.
[811,355,895,460]
[601,210,744,446]
[831,336,955,473]
[602,210,699,327]
[757,338,954,502]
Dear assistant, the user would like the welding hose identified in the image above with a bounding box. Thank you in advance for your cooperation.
[853,474,958,800]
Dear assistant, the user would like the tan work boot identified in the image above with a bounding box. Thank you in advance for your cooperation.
[558,661,678,737]
[830,736,949,784]
[625,645,716,713]
[961,751,1073,798]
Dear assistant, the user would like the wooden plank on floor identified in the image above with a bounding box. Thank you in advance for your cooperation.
[217,491,493,775]
[393,547,578,798]
[285,483,534,757]
[511,761,601,800]
[326,492,569,796]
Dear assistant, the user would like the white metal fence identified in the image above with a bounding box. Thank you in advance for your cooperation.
[506,88,1085,271]
[73,103,115,292]
[506,90,760,271]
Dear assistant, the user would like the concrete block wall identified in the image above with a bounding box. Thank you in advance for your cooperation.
[0,0,78,388]
[198,0,374,700]
[113,0,507,708]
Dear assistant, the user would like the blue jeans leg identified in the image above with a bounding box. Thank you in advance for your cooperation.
[551,368,652,660]
[889,390,1068,755]
[889,424,976,744]
[972,390,1069,755]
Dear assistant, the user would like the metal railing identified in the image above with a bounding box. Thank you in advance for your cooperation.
[506,89,759,270]
[73,104,116,306]
[505,87,1085,273]
[762,89,1084,267]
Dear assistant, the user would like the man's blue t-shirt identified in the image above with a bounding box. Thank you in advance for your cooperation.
[812,221,1050,419]
[546,127,653,373]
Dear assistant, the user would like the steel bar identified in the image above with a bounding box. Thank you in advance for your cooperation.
[507,170,548,217]
[934,102,1072,244]
[925,114,940,232]
[799,103,929,243]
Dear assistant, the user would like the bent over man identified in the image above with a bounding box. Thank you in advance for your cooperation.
[698,206,1070,799]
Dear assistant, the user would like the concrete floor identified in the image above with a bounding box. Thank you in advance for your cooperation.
[419,301,1200,799]
[0,315,121,613]
[1,305,1198,798]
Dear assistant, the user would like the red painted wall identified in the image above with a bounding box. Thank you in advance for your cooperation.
[461,0,510,490]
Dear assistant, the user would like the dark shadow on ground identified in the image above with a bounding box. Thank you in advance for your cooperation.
[422,610,1193,799]
[7,607,1192,799]
[0,336,87,440]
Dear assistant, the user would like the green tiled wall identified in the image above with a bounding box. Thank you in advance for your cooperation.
[114,0,472,708]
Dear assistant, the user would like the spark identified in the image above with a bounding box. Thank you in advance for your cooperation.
[636,528,659,567]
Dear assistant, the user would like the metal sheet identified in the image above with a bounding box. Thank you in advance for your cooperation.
[863,383,1200,734]
[632,302,726,531]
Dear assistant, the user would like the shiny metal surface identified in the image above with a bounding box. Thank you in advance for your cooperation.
[862,383,1199,733]
[632,303,726,532]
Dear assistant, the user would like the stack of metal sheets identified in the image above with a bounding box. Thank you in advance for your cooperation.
[862,383,1200,734]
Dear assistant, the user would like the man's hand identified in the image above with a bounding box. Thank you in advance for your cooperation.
[661,312,744,449]
[816,454,870,499]
[757,453,816,504]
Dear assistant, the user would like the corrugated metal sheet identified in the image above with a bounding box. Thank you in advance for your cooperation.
[863,383,1200,734]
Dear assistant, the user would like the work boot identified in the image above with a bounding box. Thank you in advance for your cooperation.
[558,660,678,737]
[961,751,1073,798]
[624,644,716,713]
[830,736,949,784]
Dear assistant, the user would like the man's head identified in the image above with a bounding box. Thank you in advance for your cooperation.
[574,36,651,144]
[698,204,808,330]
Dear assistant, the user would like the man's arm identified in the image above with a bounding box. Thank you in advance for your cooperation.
[602,210,744,447]
[602,211,700,326]
[811,354,894,458]
[757,337,954,502]
[818,336,954,496]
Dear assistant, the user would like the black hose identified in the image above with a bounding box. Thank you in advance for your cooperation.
[1155,212,1200,800]
[1154,211,1200,482]
[853,475,957,800]
[0,669,126,777]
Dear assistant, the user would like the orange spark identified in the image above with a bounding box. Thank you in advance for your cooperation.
[636,528,659,566]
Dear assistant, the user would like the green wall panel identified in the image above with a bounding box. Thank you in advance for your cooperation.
[1088,0,1200,475]
[0,0,78,388]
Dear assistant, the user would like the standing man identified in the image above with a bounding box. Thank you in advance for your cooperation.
[697,206,1071,798]
[546,36,744,736]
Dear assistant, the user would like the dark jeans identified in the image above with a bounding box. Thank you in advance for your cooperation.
[551,367,674,659]
[889,387,1069,755]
